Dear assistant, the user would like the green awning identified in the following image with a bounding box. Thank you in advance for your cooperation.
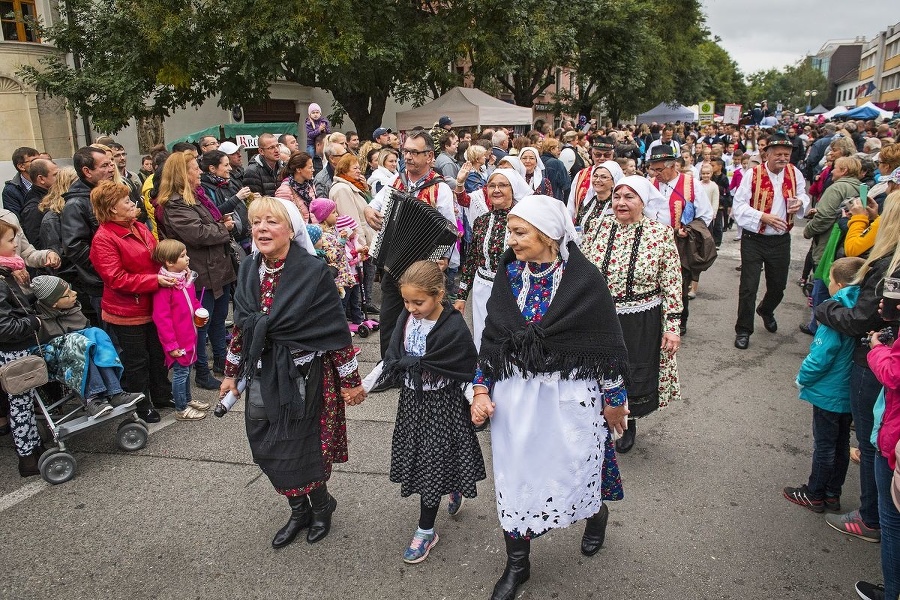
[167,122,299,149]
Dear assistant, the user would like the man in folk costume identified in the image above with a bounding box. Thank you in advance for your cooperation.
[731,132,809,350]
[365,130,456,357]
[644,145,713,336]
[567,136,616,219]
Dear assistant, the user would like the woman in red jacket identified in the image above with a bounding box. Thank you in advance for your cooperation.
[89,181,177,423]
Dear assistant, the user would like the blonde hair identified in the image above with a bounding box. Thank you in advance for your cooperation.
[879,143,900,171]
[247,196,292,231]
[39,166,77,214]
[465,144,487,163]
[398,260,445,298]
[90,180,132,223]
[855,191,900,283]
[833,156,861,178]
[156,151,197,206]
[377,148,398,168]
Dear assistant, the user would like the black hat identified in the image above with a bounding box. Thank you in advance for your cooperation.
[591,136,615,150]
[438,116,453,128]
[647,145,678,162]
[766,133,792,149]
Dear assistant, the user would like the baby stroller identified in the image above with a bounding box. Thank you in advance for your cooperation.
[31,331,149,485]
[348,261,379,338]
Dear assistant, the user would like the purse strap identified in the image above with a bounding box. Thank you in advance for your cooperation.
[3,278,43,351]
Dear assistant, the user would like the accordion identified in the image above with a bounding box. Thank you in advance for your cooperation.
[370,188,458,278]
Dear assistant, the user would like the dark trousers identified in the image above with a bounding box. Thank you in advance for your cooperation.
[681,267,692,330]
[849,362,882,528]
[379,272,405,358]
[196,285,231,375]
[806,405,852,499]
[109,322,170,409]
[342,283,363,324]
[712,208,725,246]
[734,231,791,335]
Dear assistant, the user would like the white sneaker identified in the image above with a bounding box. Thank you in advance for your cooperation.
[175,407,206,421]
[188,399,210,411]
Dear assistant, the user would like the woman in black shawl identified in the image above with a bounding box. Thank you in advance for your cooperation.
[219,197,365,549]
[471,195,630,600]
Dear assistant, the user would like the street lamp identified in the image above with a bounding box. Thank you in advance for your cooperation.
[804,90,817,114]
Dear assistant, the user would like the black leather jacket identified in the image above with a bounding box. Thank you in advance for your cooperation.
[60,179,103,297]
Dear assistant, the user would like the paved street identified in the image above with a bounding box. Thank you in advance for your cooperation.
[0,224,883,599]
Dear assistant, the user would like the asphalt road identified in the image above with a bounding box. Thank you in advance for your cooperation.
[0,224,882,600]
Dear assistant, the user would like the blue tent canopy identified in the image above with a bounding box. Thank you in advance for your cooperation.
[834,105,881,120]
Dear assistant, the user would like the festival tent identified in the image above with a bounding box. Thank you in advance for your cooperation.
[394,87,533,130]
[806,104,828,115]
[637,103,697,123]
[821,105,851,120]
[167,122,299,149]
[833,101,894,120]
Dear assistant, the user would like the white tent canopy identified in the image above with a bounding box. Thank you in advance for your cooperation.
[395,87,533,130]
[821,105,851,120]
[637,102,697,123]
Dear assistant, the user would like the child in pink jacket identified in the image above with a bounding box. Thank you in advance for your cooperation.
[152,240,209,421]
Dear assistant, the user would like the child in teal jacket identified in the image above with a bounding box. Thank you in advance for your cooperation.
[785,256,865,512]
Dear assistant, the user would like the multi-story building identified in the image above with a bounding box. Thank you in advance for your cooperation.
[810,38,866,108]
[857,20,900,112]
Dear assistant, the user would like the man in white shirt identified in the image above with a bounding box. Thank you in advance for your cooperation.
[731,133,809,349]
[646,125,681,161]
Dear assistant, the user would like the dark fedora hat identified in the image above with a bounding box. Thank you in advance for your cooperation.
[647,145,678,162]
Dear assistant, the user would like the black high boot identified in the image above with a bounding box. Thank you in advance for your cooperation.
[490,535,531,600]
[580,503,609,556]
[616,418,636,453]
[271,495,311,549]
[307,485,337,544]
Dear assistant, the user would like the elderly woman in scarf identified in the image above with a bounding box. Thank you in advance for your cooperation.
[471,195,630,600]
[517,147,553,196]
[580,175,683,454]
[453,168,531,350]
[567,161,624,231]
[220,197,365,550]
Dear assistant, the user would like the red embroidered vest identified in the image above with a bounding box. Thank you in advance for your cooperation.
[652,173,695,228]
[749,165,797,233]
[570,166,594,221]
[393,170,441,207]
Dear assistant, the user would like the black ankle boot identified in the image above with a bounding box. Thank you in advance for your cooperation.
[18,443,44,478]
[272,495,311,549]
[580,503,609,556]
[307,485,337,544]
[491,536,530,600]
[616,418,636,454]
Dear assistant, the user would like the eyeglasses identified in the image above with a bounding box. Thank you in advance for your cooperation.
[592,174,612,181]
[486,183,511,190]
[403,148,431,156]
[260,145,279,151]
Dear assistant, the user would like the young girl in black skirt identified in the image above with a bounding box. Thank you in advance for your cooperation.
[374,260,486,564]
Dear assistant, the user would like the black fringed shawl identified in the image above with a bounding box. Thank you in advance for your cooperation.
[233,241,352,439]
[374,303,477,400]
[478,242,630,384]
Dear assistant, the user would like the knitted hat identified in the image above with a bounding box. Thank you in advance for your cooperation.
[308,103,321,115]
[309,198,336,223]
[335,215,358,231]
[31,275,70,306]
[306,224,322,245]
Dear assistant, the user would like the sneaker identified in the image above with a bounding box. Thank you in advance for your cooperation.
[448,491,465,517]
[85,400,114,419]
[136,408,161,424]
[687,290,696,300]
[825,509,881,542]
[108,391,143,408]
[188,399,210,411]
[783,485,824,512]
[402,530,439,564]
[824,495,841,512]
[175,407,207,421]
[855,581,885,600]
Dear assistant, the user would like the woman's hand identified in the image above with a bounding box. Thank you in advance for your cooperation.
[661,331,680,355]
[471,391,494,426]
[453,299,466,312]
[847,197,866,216]
[236,186,252,201]
[603,403,630,436]
[342,385,366,406]
[222,214,235,231]
[12,269,30,286]
[456,162,472,188]
[45,251,61,269]
[157,274,177,288]
[219,376,239,400]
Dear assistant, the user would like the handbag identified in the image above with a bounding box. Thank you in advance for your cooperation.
[0,281,48,395]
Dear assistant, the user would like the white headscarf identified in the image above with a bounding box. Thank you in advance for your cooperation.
[613,175,666,220]
[487,168,532,204]
[509,194,578,260]
[496,155,526,179]
[518,147,546,191]
[581,160,625,208]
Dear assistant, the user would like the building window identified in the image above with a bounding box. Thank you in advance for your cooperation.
[887,39,900,60]
[1,0,39,42]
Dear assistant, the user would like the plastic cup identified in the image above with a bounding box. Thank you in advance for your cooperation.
[194,307,209,327]
[882,278,900,321]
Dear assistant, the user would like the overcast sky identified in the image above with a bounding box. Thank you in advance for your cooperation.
[702,1,900,75]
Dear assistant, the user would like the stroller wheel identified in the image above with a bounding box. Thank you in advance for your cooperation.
[117,422,149,452]
[41,451,77,485]
[37,447,60,472]
[356,324,370,338]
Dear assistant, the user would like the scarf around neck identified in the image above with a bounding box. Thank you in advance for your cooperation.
[479,242,629,384]
[232,242,352,439]
[194,185,223,221]
[0,255,26,271]
[288,176,314,207]
[158,266,196,290]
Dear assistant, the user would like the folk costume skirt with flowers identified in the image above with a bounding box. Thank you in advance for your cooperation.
[390,382,486,507]
[490,369,609,538]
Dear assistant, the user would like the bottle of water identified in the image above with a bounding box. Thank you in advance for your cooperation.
[214,378,247,418]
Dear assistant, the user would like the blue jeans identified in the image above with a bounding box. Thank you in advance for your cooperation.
[84,362,124,399]
[807,406,852,499]
[849,362,882,528]
[806,278,830,334]
[875,453,900,599]
[196,286,231,375]
[171,363,192,411]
